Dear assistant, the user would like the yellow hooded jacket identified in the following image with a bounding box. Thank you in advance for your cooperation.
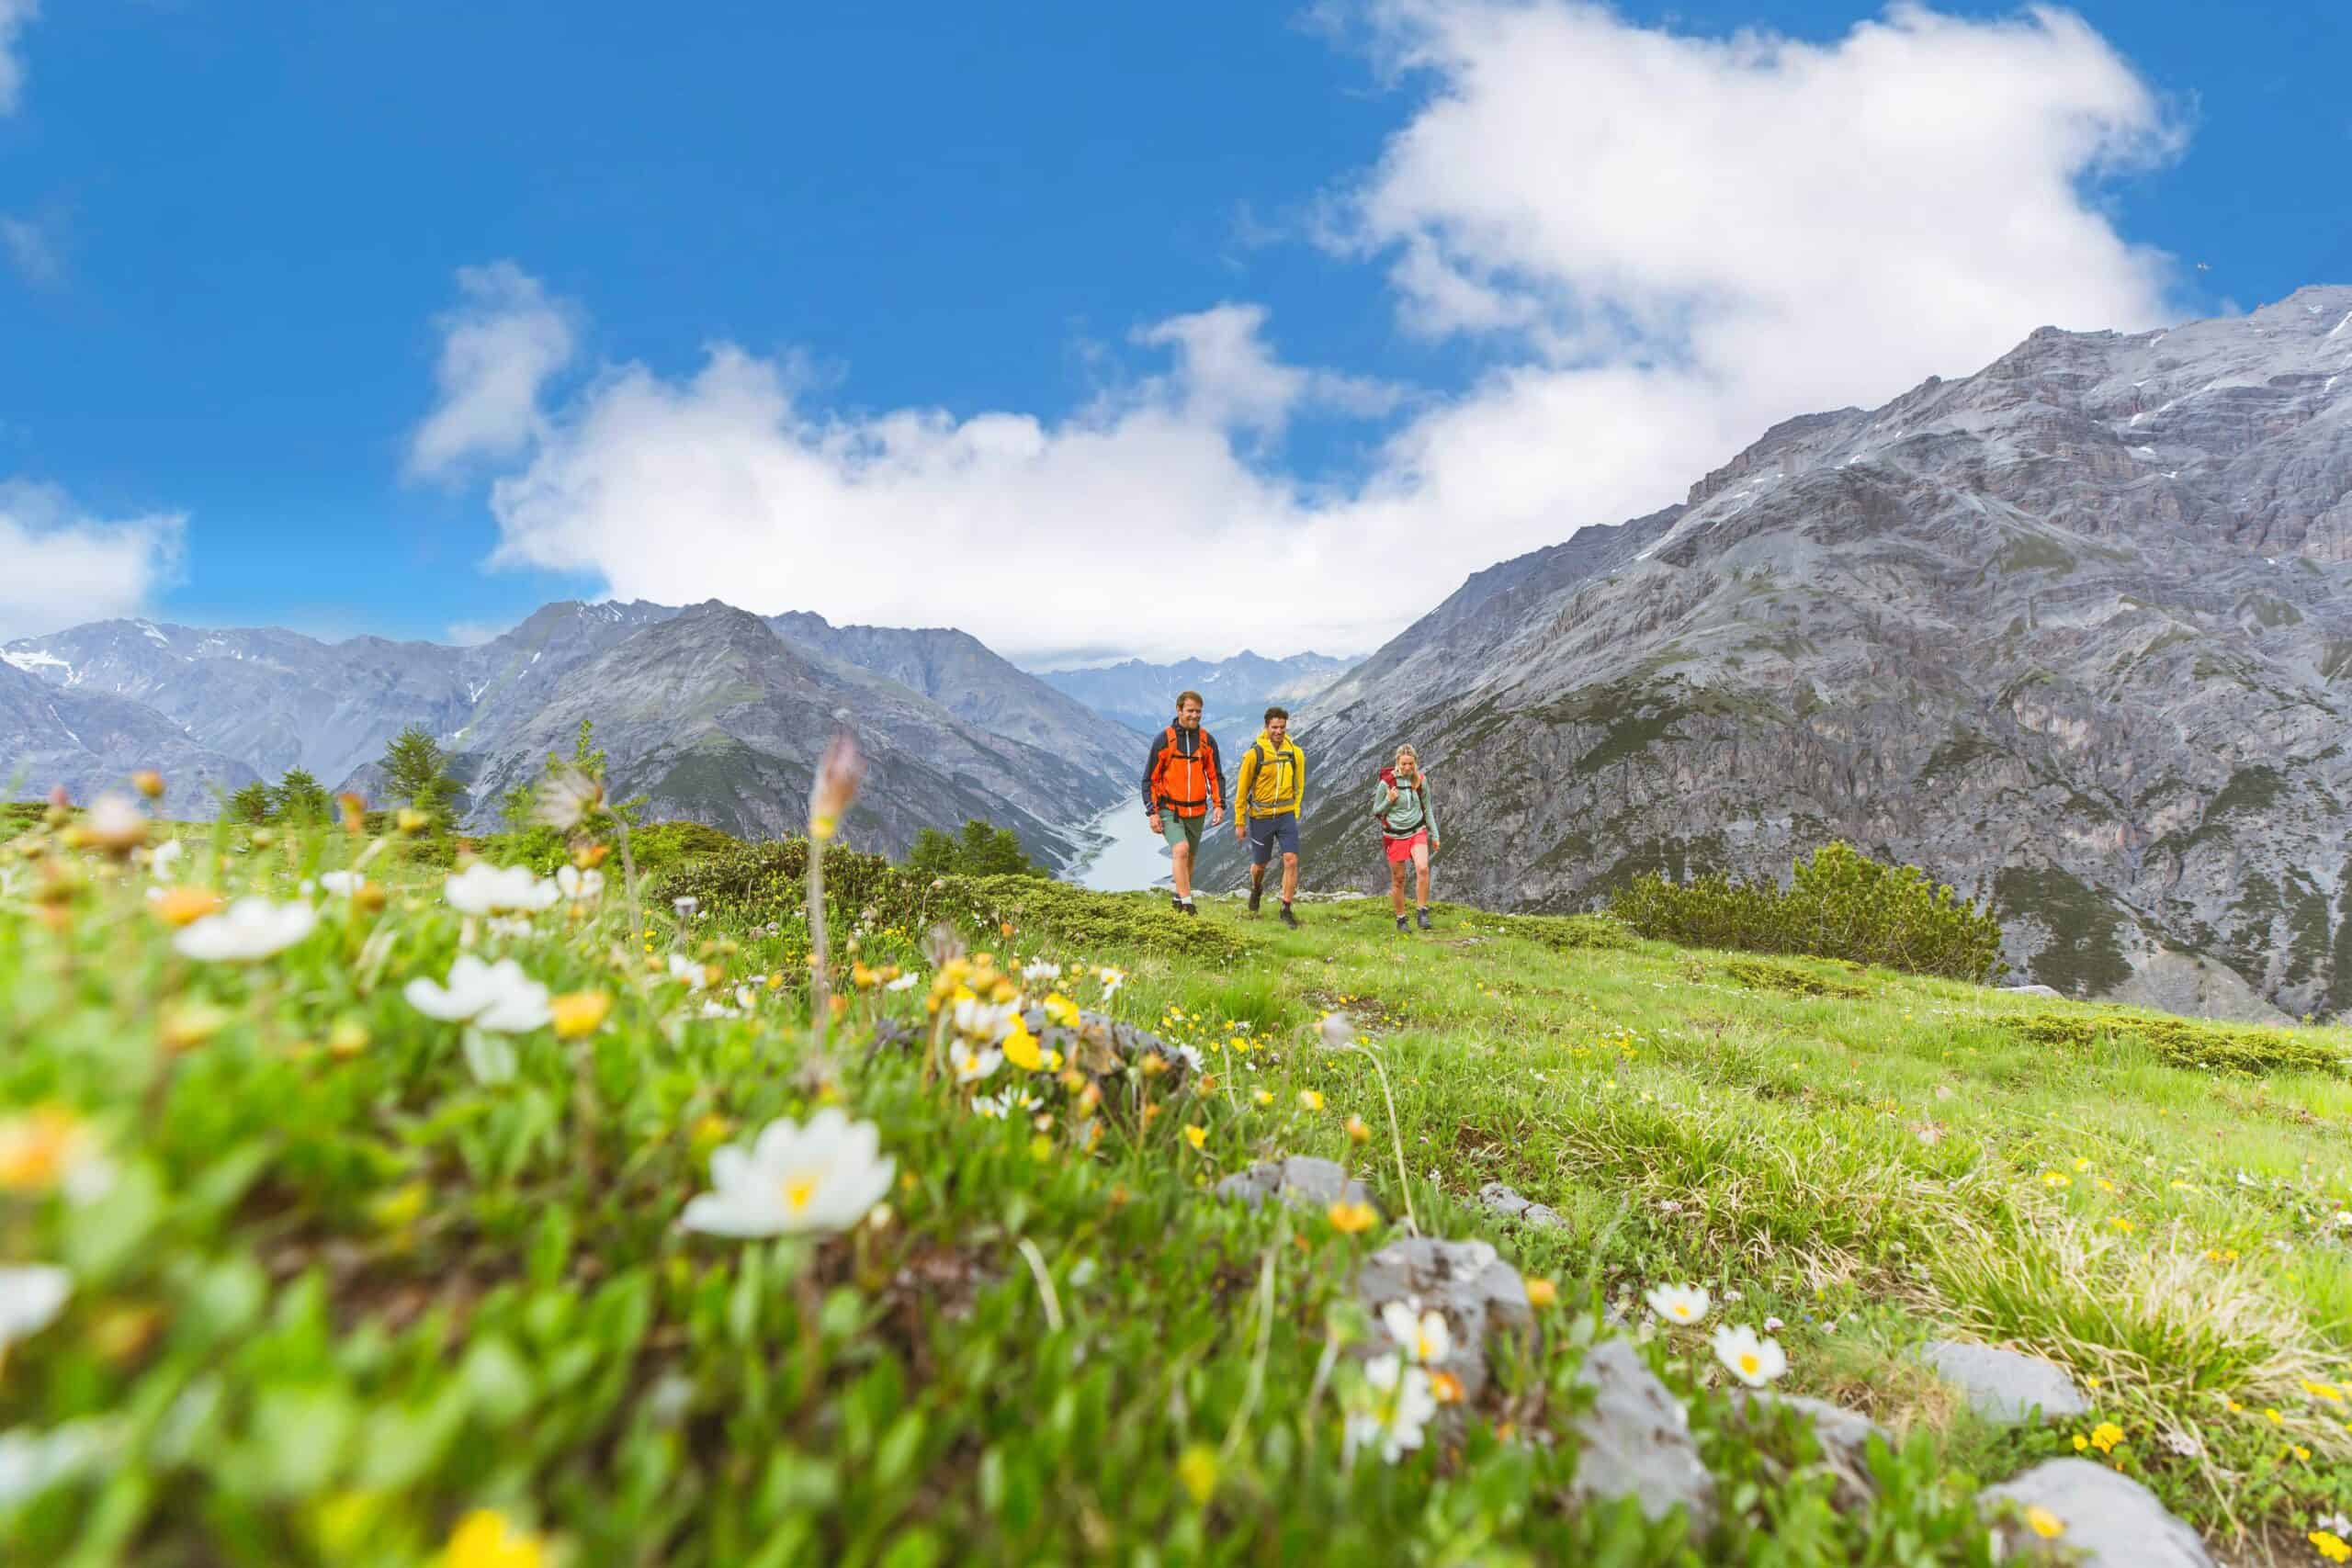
[1234,732,1306,828]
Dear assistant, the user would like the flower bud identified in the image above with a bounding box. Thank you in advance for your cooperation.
[131,770,166,801]
[808,730,865,841]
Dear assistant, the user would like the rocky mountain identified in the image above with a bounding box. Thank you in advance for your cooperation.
[1039,650,1353,737]
[1270,286,2352,1021]
[463,603,1110,858]
[3,602,680,789]
[770,613,1141,784]
[5,597,1136,864]
[0,660,255,817]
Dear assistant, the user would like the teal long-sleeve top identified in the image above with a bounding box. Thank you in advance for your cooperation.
[1374,774,1438,839]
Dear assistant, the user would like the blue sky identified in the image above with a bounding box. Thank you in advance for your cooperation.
[1,1,2345,661]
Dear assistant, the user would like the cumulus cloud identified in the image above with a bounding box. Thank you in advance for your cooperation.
[1,213,63,288]
[0,480,184,640]
[434,3,2184,662]
[405,261,578,481]
[0,0,35,117]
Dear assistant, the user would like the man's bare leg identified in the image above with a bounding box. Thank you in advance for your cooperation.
[1171,841,1193,903]
[1281,852,1298,904]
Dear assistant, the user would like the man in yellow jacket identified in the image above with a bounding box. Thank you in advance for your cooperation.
[1233,706,1307,928]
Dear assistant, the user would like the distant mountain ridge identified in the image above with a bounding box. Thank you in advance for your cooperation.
[5,598,1140,865]
[1039,650,1352,736]
[1273,285,2352,1021]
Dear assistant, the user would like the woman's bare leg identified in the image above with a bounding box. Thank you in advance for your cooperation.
[1412,840,1431,908]
[1389,858,1408,916]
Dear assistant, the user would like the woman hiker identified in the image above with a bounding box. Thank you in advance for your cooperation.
[1375,743,1440,932]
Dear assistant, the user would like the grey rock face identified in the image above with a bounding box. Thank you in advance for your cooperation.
[1917,1340,2090,1424]
[772,612,1142,793]
[1281,286,2352,1021]
[1040,650,1351,736]
[6,598,1139,861]
[1568,1338,1718,1532]
[0,660,257,817]
[1476,1181,1566,1229]
[2001,985,2065,998]
[1215,1156,1374,1213]
[458,603,1114,859]
[1728,1391,1887,1509]
[1981,1459,2214,1566]
[1352,1236,1532,1403]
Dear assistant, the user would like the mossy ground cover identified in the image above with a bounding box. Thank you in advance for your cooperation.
[4,816,2351,1564]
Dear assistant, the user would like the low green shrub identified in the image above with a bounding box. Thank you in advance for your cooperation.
[1724,957,1867,1000]
[1483,911,1638,953]
[944,875,1245,965]
[2005,1010,2346,1077]
[1608,840,2006,982]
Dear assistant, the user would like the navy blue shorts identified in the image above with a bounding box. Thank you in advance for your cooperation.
[1247,812,1299,865]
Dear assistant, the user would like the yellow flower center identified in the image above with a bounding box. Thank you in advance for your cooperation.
[783,1174,819,1213]
[1738,1352,1760,1377]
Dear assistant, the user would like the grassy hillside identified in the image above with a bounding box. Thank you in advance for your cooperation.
[4,812,2350,1564]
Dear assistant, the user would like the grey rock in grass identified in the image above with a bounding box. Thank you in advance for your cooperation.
[2000,985,2066,999]
[1477,1182,1566,1230]
[1568,1338,1718,1533]
[1729,1391,1888,1509]
[1352,1236,1533,1403]
[1981,1459,2214,1566]
[1215,1156,1374,1214]
[1917,1340,2090,1424]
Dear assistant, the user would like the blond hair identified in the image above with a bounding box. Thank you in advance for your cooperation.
[1393,743,1419,772]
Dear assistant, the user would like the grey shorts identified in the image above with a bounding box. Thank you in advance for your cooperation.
[1247,812,1299,865]
[1158,811,1204,852]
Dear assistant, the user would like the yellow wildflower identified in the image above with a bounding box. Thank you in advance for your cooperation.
[1345,1114,1371,1145]
[1525,1278,1559,1308]
[549,990,612,1040]
[2311,1531,2351,1564]
[1176,1443,1217,1505]
[2022,1506,2065,1540]
[1328,1201,1378,1235]
[1003,1021,1043,1073]
[2302,1380,2344,1404]
[2088,1422,2123,1454]
[151,886,225,928]
[1298,1089,1324,1112]
[440,1507,546,1568]
[1183,1124,1206,1151]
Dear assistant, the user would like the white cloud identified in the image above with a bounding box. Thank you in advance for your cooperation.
[1,213,62,287]
[444,619,509,647]
[0,0,35,117]
[405,261,577,481]
[435,3,2184,662]
[0,480,184,640]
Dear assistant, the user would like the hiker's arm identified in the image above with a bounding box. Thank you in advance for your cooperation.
[1208,739,1227,824]
[1425,781,1439,844]
[1234,749,1256,829]
[1142,732,1166,818]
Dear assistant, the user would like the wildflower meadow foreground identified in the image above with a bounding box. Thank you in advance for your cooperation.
[3,775,2351,1566]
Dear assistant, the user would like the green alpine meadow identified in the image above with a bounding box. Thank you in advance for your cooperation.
[3,787,2348,1566]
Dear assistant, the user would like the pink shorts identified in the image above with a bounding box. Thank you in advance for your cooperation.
[1383,830,1428,865]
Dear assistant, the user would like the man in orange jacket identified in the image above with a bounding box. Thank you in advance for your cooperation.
[1142,690,1225,915]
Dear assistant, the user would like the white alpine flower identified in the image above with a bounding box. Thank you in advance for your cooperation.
[0,1420,111,1509]
[667,953,708,989]
[317,870,367,897]
[0,1266,71,1353]
[1097,966,1125,999]
[681,1109,894,1237]
[1380,1301,1452,1365]
[950,1043,1004,1084]
[1319,1011,1357,1050]
[1645,1284,1711,1325]
[1021,961,1063,983]
[172,897,318,962]
[443,863,559,917]
[1345,1352,1439,1465]
[884,973,918,993]
[556,863,605,902]
[146,839,185,880]
[403,955,552,1032]
[951,997,1017,1042]
[1712,1323,1789,1388]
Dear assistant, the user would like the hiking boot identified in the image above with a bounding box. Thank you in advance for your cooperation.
[1170,895,1186,914]
[1417,907,1432,931]
[1247,882,1262,914]
[1396,915,1409,933]
[1181,899,1198,917]
[1279,903,1300,930]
